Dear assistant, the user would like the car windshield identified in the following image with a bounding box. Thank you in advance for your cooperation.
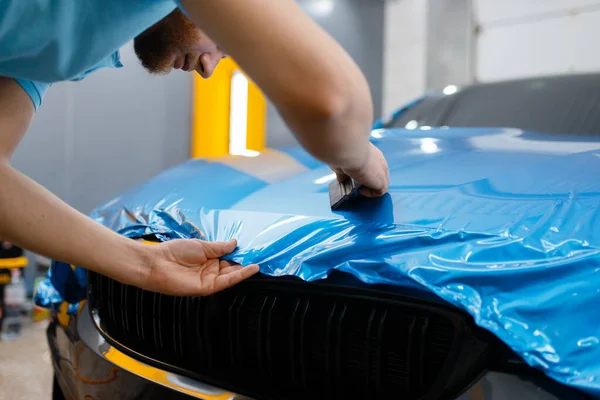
[385,73,600,135]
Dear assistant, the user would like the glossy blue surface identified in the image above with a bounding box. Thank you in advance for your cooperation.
[371,96,425,129]
[38,126,600,396]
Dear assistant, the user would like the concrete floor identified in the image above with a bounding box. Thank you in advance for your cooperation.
[0,320,53,400]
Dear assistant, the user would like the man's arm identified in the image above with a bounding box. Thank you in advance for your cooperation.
[0,77,258,295]
[179,0,389,196]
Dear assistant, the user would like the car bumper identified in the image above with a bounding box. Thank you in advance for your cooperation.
[45,301,583,400]
[48,301,249,400]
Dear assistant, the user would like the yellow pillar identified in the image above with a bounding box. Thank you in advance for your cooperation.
[191,58,267,158]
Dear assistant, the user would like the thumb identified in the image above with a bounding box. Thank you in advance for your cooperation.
[202,239,238,259]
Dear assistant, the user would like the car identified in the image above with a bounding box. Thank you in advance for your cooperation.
[39,72,600,400]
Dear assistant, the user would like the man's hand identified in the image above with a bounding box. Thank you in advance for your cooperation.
[179,0,378,182]
[0,78,257,298]
[331,143,389,198]
[144,239,259,296]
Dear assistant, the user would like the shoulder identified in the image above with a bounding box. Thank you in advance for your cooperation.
[0,0,178,83]
[0,0,178,109]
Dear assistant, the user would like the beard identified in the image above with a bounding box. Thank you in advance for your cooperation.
[133,9,200,74]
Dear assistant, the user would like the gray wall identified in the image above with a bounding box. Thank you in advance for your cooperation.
[426,0,475,91]
[474,0,600,82]
[12,42,192,214]
[11,42,192,292]
[267,0,385,148]
[382,0,427,114]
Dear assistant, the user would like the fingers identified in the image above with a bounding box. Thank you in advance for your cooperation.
[219,259,236,268]
[212,264,260,293]
[219,265,243,275]
[358,186,387,198]
[218,260,243,275]
[218,260,258,279]
[201,239,238,258]
[174,261,259,297]
[331,144,389,198]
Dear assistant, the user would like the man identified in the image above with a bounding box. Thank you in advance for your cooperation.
[0,0,389,297]
[133,8,227,77]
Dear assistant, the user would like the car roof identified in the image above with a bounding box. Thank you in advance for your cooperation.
[387,72,600,135]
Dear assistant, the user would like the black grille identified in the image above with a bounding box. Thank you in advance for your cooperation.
[88,272,490,400]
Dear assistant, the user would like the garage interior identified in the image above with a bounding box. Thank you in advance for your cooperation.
[2,1,600,399]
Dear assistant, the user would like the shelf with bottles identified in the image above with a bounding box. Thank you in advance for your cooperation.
[0,268,26,340]
[0,241,28,286]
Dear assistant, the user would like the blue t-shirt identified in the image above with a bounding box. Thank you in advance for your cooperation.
[0,0,179,110]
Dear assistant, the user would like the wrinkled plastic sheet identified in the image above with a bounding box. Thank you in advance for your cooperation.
[34,260,84,316]
[35,126,600,397]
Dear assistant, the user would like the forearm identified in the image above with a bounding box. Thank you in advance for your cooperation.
[276,98,373,170]
[0,77,149,286]
[179,0,374,168]
[0,80,255,297]
[0,162,151,285]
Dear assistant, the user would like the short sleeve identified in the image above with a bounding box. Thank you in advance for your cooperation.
[14,78,51,111]
[0,0,176,84]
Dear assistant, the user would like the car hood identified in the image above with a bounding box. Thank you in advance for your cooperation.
[89,126,600,395]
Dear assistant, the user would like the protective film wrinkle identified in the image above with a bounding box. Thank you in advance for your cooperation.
[34,127,600,396]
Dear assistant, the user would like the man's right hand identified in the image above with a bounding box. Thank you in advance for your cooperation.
[330,143,390,198]
[179,0,385,197]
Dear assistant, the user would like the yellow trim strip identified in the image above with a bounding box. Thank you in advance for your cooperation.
[104,347,236,400]
[0,256,28,269]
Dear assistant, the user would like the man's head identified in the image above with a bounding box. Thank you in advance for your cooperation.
[133,9,226,78]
